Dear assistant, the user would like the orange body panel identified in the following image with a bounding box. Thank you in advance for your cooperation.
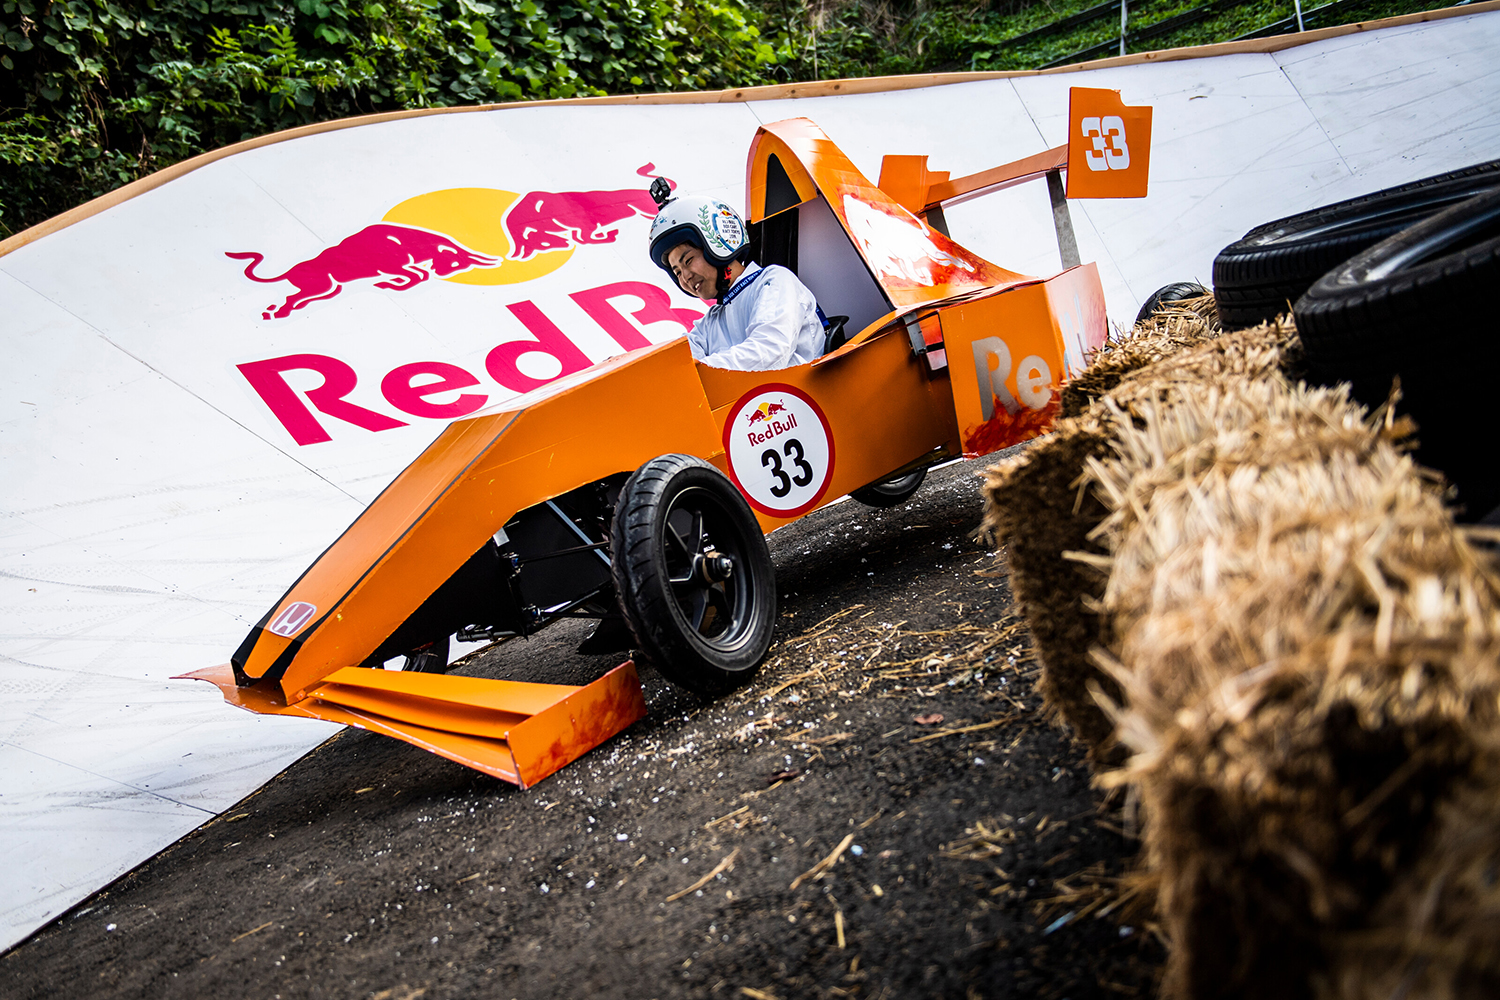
[697,323,963,531]
[245,339,719,699]
[946,264,1108,457]
[877,155,951,216]
[746,118,1031,307]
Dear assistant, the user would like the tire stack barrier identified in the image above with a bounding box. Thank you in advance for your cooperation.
[1210,158,1500,331]
[983,311,1500,998]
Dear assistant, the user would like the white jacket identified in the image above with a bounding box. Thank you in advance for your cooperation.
[687,264,825,370]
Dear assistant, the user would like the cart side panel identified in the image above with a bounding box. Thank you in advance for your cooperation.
[698,326,961,532]
[942,264,1105,458]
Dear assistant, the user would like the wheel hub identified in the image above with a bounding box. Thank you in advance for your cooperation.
[697,550,734,583]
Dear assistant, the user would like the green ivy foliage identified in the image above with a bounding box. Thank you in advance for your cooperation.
[0,0,775,236]
[0,0,1444,238]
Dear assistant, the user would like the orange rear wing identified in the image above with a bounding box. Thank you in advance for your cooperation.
[878,87,1152,268]
[1065,87,1153,199]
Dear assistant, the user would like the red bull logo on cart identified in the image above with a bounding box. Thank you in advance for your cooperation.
[744,400,788,427]
[226,165,670,319]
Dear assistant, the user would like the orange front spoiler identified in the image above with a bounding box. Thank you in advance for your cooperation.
[179,661,646,788]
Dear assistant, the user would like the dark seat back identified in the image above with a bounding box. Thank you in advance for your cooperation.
[822,315,850,355]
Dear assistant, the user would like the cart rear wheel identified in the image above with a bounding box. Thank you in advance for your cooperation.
[851,467,926,508]
[1133,281,1209,326]
[611,455,776,696]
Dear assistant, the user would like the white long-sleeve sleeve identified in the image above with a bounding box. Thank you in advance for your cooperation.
[687,264,825,371]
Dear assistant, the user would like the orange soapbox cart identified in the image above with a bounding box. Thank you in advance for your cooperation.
[185,88,1152,787]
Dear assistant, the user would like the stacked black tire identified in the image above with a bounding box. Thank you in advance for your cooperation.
[1210,160,1500,521]
[1212,160,1500,330]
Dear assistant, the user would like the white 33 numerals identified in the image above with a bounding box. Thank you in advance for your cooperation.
[1081,115,1130,172]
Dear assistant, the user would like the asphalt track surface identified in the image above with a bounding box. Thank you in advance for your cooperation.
[1,455,1162,999]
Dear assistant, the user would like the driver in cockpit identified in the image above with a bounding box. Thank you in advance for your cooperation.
[647,183,826,371]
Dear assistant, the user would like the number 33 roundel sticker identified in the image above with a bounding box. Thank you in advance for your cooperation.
[723,384,836,518]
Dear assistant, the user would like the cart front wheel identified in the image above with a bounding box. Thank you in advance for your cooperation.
[611,454,776,696]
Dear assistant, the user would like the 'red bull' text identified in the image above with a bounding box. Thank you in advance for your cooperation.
[746,412,798,446]
[237,280,701,446]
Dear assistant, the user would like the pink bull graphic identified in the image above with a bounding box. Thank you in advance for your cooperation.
[226,165,674,318]
[504,188,658,259]
[226,224,500,320]
[504,165,664,260]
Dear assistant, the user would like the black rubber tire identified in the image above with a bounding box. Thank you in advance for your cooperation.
[400,635,450,673]
[1213,158,1500,329]
[1294,187,1500,519]
[611,454,776,696]
[851,467,926,508]
[1134,281,1209,326]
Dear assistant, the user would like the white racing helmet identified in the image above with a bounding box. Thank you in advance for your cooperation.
[648,191,750,274]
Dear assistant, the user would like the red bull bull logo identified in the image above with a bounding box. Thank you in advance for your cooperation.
[226,165,674,319]
[505,186,661,260]
[744,400,788,426]
[226,225,500,320]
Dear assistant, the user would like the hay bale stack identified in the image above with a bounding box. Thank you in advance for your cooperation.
[985,311,1500,997]
[982,313,1293,756]
[1082,374,1500,998]
[1060,293,1221,417]
[981,417,1118,753]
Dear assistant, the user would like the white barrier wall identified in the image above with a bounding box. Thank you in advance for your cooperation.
[3,8,1497,952]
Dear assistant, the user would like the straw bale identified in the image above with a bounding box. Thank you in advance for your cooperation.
[1079,373,1500,999]
[981,315,1299,755]
[980,418,1118,754]
[1330,773,1500,999]
[1060,293,1222,418]
[988,305,1500,995]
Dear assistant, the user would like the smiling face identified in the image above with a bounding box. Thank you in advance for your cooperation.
[666,241,723,300]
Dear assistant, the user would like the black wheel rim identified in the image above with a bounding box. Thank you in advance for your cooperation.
[659,485,761,655]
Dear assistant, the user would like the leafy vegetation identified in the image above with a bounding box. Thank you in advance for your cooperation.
[0,0,775,235]
[0,0,1449,236]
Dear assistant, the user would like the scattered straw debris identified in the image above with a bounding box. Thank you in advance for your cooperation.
[231,921,273,943]
[907,716,1016,744]
[666,849,740,903]
[704,806,749,831]
[940,819,1015,861]
[790,834,855,891]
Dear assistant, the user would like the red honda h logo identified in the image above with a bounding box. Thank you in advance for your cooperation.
[268,601,317,637]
